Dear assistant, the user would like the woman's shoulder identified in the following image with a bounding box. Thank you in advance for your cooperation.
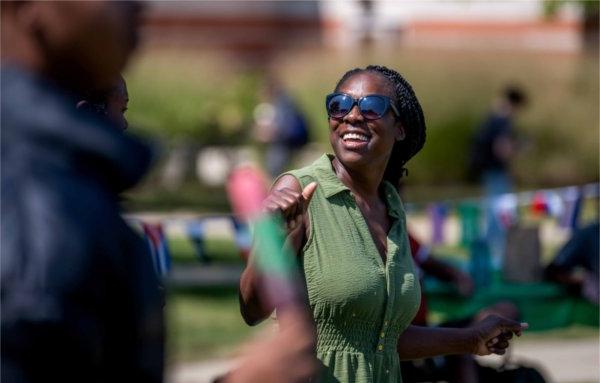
[271,174,302,193]
[274,154,331,190]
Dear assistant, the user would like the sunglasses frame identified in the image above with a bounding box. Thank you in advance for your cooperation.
[325,92,400,120]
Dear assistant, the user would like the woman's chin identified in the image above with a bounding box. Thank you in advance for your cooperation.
[334,150,371,168]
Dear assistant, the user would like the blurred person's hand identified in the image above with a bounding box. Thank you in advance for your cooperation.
[469,314,528,356]
[224,307,319,383]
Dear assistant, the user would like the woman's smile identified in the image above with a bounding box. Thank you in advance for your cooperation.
[340,129,372,150]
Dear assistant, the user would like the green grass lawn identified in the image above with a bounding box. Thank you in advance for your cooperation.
[166,287,266,364]
[166,286,598,364]
[169,236,242,265]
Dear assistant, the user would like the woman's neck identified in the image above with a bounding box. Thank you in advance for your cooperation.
[331,156,385,199]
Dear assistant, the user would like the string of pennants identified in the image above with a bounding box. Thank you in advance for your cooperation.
[413,183,599,246]
[131,182,599,278]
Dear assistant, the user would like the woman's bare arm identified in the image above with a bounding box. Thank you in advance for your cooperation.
[238,175,316,325]
[397,316,527,360]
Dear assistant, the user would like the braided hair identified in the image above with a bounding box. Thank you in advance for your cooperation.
[334,65,426,185]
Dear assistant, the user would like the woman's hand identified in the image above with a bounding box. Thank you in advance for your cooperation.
[262,181,318,255]
[470,315,528,356]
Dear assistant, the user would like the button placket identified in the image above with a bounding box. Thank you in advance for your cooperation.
[376,219,398,355]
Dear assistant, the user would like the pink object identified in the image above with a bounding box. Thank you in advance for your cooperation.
[227,166,269,220]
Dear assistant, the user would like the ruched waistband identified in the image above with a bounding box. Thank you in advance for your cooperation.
[315,319,401,354]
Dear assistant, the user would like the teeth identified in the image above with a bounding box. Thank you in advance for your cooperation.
[343,132,369,142]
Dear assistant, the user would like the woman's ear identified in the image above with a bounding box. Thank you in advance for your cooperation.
[395,122,406,141]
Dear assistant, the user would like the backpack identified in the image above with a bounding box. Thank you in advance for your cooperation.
[283,111,309,148]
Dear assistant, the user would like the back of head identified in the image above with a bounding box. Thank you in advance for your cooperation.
[503,85,528,108]
[1,2,141,94]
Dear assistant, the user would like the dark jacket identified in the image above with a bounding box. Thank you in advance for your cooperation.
[469,113,514,178]
[1,68,164,382]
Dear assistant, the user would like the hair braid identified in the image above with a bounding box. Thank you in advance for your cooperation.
[334,65,426,185]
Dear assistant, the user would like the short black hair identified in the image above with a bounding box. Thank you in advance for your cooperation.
[503,85,527,107]
[334,65,426,185]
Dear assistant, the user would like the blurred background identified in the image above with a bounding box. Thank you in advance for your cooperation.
[120,1,598,382]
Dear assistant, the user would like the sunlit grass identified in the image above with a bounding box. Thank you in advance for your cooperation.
[166,288,268,364]
[168,236,241,265]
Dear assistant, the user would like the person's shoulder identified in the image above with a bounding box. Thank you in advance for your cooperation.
[19,166,121,237]
[274,154,330,190]
[271,174,302,193]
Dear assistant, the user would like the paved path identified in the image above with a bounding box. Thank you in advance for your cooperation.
[168,264,242,288]
[167,338,599,383]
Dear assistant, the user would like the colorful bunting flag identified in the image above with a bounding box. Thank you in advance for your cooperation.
[428,203,447,245]
[186,220,210,264]
[560,187,583,229]
[545,190,564,218]
[231,217,252,261]
[531,191,548,216]
[458,202,482,246]
[142,222,171,277]
[493,193,519,228]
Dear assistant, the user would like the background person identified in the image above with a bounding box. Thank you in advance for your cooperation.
[545,221,599,304]
[253,76,310,178]
[469,85,528,269]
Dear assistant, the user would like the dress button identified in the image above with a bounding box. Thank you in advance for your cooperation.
[378,345,384,351]
[380,332,385,338]
[384,320,389,325]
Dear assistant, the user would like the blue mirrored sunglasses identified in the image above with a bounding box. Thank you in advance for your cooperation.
[325,93,399,120]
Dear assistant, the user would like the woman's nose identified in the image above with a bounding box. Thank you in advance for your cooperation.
[343,104,363,123]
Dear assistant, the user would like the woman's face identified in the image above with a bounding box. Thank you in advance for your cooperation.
[329,72,405,171]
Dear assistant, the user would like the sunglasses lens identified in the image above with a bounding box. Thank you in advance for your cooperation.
[327,94,352,118]
[359,96,387,120]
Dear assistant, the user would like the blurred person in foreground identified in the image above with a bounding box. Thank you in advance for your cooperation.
[1,2,163,382]
[1,2,317,383]
[240,65,527,382]
[469,85,528,269]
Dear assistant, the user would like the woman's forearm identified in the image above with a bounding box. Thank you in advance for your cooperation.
[239,263,272,325]
[397,325,476,360]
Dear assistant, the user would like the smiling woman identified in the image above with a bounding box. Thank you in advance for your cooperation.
[239,65,527,383]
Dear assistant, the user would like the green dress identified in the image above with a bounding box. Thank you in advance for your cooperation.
[284,154,421,383]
